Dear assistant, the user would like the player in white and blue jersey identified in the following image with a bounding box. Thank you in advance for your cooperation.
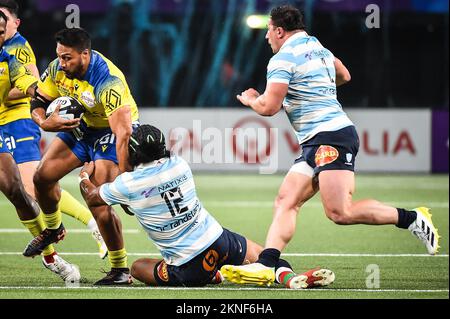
[78,124,335,288]
[223,5,439,286]
[268,42,354,145]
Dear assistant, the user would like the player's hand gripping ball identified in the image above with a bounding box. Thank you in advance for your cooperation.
[46,96,85,120]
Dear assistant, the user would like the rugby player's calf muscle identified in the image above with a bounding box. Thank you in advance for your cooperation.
[131,259,160,285]
[0,154,38,220]
[90,205,124,251]
[33,168,61,213]
[266,172,317,249]
[33,140,82,213]
[87,160,124,250]
[324,208,354,225]
[1,181,35,218]
[266,215,297,250]
[17,161,39,199]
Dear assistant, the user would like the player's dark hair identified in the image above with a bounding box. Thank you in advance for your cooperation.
[0,10,8,23]
[129,125,171,167]
[270,5,305,31]
[0,0,19,17]
[55,28,91,53]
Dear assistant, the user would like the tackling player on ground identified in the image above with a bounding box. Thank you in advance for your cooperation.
[221,5,440,286]
[23,28,139,285]
[78,124,335,289]
[0,1,107,277]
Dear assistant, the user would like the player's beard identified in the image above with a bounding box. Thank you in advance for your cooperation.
[64,60,86,79]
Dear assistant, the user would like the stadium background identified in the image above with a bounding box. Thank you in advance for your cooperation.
[22,0,448,174]
[0,0,448,301]
[11,0,448,109]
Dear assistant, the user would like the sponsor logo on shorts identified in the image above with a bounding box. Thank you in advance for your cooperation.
[157,261,169,282]
[202,249,219,272]
[315,145,339,167]
[345,153,353,166]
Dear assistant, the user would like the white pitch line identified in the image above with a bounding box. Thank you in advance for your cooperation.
[0,286,447,293]
[0,252,447,257]
[0,229,140,234]
[203,201,449,208]
[1,200,448,208]
[282,253,449,257]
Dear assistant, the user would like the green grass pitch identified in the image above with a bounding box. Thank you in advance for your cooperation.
[0,173,448,299]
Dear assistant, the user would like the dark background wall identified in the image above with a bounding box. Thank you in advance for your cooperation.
[13,0,449,109]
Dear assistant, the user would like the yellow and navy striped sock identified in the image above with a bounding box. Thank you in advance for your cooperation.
[108,248,128,269]
[43,209,62,230]
[21,213,55,256]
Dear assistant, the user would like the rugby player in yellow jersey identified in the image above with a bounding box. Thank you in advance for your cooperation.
[0,0,107,268]
[24,28,139,285]
[0,10,80,283]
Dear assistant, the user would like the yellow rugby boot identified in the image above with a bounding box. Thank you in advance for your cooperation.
[220,263,275,287]
[408,207,440,255]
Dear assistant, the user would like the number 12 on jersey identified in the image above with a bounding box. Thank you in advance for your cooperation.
[161,187,189,217]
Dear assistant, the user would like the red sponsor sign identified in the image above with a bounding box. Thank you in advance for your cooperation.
[231,116,274,164]
[315,145,339,167]
[157,261,170,282]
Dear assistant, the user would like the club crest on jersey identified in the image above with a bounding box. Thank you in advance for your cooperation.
[157,261,170,282]
[315,145,339,167]
[81,91,95,108]
[0,68,5,75]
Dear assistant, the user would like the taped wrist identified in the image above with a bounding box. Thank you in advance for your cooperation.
[30,88,52,112]
[78,172,90,184]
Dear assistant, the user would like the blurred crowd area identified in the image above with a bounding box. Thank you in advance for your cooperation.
[14,0,449,108]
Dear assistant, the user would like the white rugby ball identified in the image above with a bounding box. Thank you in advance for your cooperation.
[46,96,85,120]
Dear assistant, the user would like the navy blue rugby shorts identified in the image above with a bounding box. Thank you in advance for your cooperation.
[153,228,247,287]
[294,125,360,176]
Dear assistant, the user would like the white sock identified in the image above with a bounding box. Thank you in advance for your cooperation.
[275,267,293,284]
[87,218,98,232]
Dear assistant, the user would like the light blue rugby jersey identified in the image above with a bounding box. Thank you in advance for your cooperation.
[99,155,223,266]
[267,31,354,144]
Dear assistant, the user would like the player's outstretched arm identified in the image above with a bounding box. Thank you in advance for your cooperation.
[237,82,287,116]
[108,105,133,173]
[78,162,107,207]
[79,162,132,215]
[334,57,351,87]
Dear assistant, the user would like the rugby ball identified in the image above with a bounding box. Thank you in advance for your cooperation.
[46,96,85,120]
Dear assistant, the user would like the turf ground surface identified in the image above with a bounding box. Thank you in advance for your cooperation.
[0,173,448,299]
